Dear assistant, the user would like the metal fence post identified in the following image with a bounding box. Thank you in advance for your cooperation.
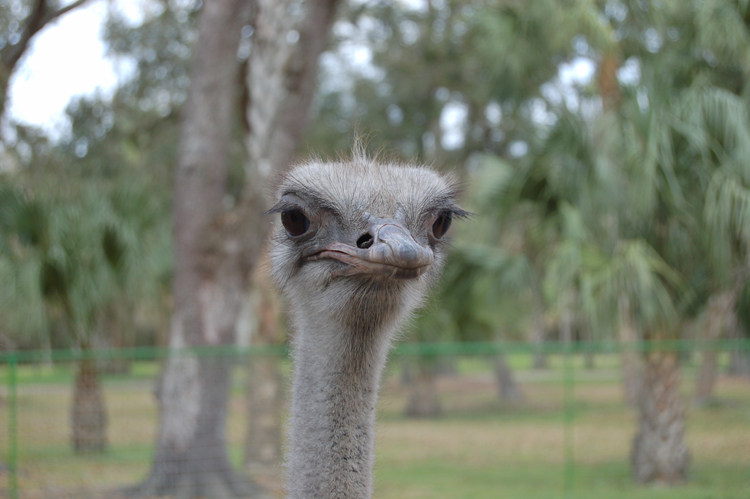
[7,354,18,499]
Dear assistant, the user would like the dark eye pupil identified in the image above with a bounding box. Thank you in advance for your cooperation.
[281,209,310,237]
[432,212,452,239]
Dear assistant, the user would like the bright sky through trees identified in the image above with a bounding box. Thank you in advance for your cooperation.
[6,0,128,137]
[6,0,610,145]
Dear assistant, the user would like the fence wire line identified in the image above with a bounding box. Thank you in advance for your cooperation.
[1,339,749,364]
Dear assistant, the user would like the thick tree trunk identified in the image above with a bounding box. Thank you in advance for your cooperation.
[728,350,750,376]
[695,290,738,405]
[405,357,441,418]
[244,263,284,472]
[619,295,643,406]
[140,354,263,498]
[239,0,340,478]
[631,351,690,485]
[728,311,750,376]
[71,355,107,453]
[621,351,643,406]
[134,0,341,495]
[494,354,524,402]
[244,356,283,470]
[133,1,262,497]
[244,0,340,179]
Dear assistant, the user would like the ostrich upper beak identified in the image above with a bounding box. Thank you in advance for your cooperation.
[303,222,434,280]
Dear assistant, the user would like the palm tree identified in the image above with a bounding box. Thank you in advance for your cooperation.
[0,180,162,452]
[680,87,750,403]
[474,81,699,479]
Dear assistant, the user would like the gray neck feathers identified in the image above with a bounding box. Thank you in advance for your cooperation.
[285,306,400,499]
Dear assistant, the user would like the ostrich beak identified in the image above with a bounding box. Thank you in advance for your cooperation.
[303,222,434,280]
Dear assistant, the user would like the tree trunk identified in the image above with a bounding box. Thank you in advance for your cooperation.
[728,350,750,377]
[530,274,548,369]
[244,0,340,180]
[728,312,750,376]
[695,290,738,405]
[133,1,262,497]
[580,324,595,369]
[405,357,441,418]
[494,354,524,402]
[134,0,341,495]
[631,351,690,485]
[435,356,458,376]
[244,262,284,473]
[599,52,621,111]
[621,351,643,406]
[239,0,340,476]
[619,295,643,407]
[71,354,107,453]
[143,354,267,498]
[584,350,595,370]
[244,356,283,470]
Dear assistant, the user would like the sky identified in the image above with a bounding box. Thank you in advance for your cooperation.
[7,0,124,137]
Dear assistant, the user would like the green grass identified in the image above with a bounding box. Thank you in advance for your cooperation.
[1,355,748,498]
[375,460,749,499]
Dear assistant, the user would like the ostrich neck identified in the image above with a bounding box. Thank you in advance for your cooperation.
[286,310,397,499]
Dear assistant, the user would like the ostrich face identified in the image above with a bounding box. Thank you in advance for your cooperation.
[268,159,465,332]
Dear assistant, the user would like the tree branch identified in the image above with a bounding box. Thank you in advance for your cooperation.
[44,0,91,24]
[1,0,47,69]
[2,0,91,68]
[0,0,91,119]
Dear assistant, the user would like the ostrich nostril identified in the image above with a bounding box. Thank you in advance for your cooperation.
[356,233,374,249]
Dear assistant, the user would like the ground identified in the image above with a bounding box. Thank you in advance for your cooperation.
[1,353,748,499]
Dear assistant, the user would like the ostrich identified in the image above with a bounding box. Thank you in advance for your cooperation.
[267,153,465,499]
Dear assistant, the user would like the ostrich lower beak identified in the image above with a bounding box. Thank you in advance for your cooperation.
[303,223,434,280]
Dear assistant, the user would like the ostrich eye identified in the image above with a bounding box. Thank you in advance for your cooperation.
[281,209,311,237]
[432,211,452,239]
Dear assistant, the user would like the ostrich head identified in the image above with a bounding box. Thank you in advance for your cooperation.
[267,153,465,499]
[268,155,466,336]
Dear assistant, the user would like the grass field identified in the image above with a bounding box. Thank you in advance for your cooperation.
[1,353,749,498]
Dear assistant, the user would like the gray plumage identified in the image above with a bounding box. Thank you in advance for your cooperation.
[268,153,465,499]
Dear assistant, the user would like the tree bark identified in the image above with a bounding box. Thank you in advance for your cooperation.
[631,351,690,485]
[404,357,441,418]
[238,0,341,482]
[134,0,341,496]
[244,261,284,472]
[619,295,643,407]
[71,354,107,454]
[530,274,548,369]
[243,0,340,183]
[695,290,738,405]
[244,356,283,469]
[728,301,750,376]
[599,52,621,111]
[133,1,263,497]
[494,354,524,402]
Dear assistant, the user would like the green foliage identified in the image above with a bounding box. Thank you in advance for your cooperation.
[0,175,167,349]
[306,0,599,165]
[381,0,750,345]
